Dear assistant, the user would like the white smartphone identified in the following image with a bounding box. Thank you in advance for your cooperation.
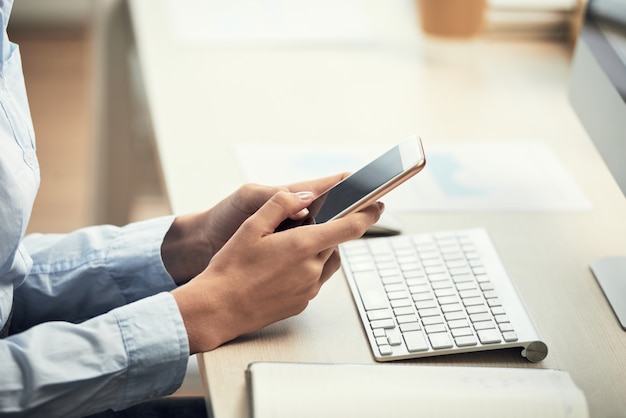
[277,135,426,231]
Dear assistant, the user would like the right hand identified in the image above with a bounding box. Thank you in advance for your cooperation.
[171,189,384,354]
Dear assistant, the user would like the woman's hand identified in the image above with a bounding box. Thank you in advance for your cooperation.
[161,174,347,284]
[171,188,383,354]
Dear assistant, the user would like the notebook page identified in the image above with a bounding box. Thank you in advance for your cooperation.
[247,363,588,418]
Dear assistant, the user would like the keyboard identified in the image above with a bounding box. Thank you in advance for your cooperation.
[339,228,548,362]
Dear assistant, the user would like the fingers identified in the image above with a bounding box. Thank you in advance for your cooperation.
[250,190,315,233]
[303,201,385,250]
[286,173,348,197]
[318,247,341,285]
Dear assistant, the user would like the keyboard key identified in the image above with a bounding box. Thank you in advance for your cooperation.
[418,307,440,317]
[428,332,454,349]
[452,274,474,283]
[447,319,469,329]
[353,271,388,311]
[400,322,421,332]
[378,345,394,356]
[466,304,488,314]
[425,266,446,275]
[449,266,472,276]
[469,312,492,323]
[376,337,388,346]
[381,275,403,285]
[491,306,506,315]
[451,327,474,338]
[446,260,467,269]
[473,320,495,331]
[425,324,447,334]
[480,282,494,291]
[494,314,510,324]
[428,272,450,282]
[404,331,429,352]
[431,280,453,290]
[459,289,481,299]
[387,290,409,300]
[370,319,395,329]
[394,306,414,316]
[440,303,463,313]
[434,288,456,297]
[445,311,466,321]
[367,309,393,321]
[437,295,459,305]
[385,283,405,293]
[502,331,519,342]
[477,329,502,344]
[397,314,418,324]
[422,315,444,326]
[413,292,434,302]
[415,299,437,310]
[409,283,430,294]
[391,299,412,308]
[499,323,514,332]
[387,330,403,346]
[373,328,386,338]
[455,335,478,347]
[455,281,477,291]
[462,297,484,306]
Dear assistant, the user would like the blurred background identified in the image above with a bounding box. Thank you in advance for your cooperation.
[9,0,584,235]
[10,0,169,236]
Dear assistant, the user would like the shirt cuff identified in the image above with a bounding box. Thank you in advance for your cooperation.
[108,216,177,303]
[113,291,190,410]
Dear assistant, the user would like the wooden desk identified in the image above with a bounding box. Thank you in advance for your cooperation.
[128,1,626,416]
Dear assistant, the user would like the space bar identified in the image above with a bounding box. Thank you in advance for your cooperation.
[352,271,388,311]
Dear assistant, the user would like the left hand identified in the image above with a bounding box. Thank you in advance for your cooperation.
[161,174,347,284]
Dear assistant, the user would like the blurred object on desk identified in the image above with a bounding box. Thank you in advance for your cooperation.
[416,0,487,39]
[485,0,585,41]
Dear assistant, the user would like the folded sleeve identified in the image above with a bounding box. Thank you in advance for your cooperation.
[12,216,177,331]
[0,292,189,417]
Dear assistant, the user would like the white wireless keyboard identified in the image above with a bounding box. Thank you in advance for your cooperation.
[339,228,548,362]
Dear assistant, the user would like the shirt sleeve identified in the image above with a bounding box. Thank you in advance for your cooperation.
[0,292,190,417]
[12,216,178,331]
[0,216,191,416]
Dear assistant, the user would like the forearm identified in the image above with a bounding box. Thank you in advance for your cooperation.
[0,293,189,418]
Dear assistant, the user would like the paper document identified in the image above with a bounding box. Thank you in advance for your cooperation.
[235,141,591,211]
[247,362,589,418]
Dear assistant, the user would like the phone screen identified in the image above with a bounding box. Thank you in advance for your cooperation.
[307,145,403,223]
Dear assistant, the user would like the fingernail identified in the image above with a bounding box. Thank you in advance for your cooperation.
[378,201,385,212]
[296,191,314,201]
[294,208,310,218]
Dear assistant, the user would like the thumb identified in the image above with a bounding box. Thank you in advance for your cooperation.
[253,191,314,232]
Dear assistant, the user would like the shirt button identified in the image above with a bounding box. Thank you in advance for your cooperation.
[24,150,37,166]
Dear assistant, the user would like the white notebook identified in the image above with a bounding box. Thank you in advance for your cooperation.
[246,362,588,418]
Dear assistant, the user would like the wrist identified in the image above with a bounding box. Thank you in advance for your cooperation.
[161,212,213,284]
[171,278,237,353]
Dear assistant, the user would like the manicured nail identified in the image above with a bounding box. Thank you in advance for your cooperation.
[296,191,314,201]
[294,208,310,218]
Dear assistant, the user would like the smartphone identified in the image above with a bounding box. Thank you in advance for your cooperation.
[277,135,426,231]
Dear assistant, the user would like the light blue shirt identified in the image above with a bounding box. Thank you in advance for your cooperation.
[0,1,190,416]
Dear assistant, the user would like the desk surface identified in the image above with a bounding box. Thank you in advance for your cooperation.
[129,1,626,416]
